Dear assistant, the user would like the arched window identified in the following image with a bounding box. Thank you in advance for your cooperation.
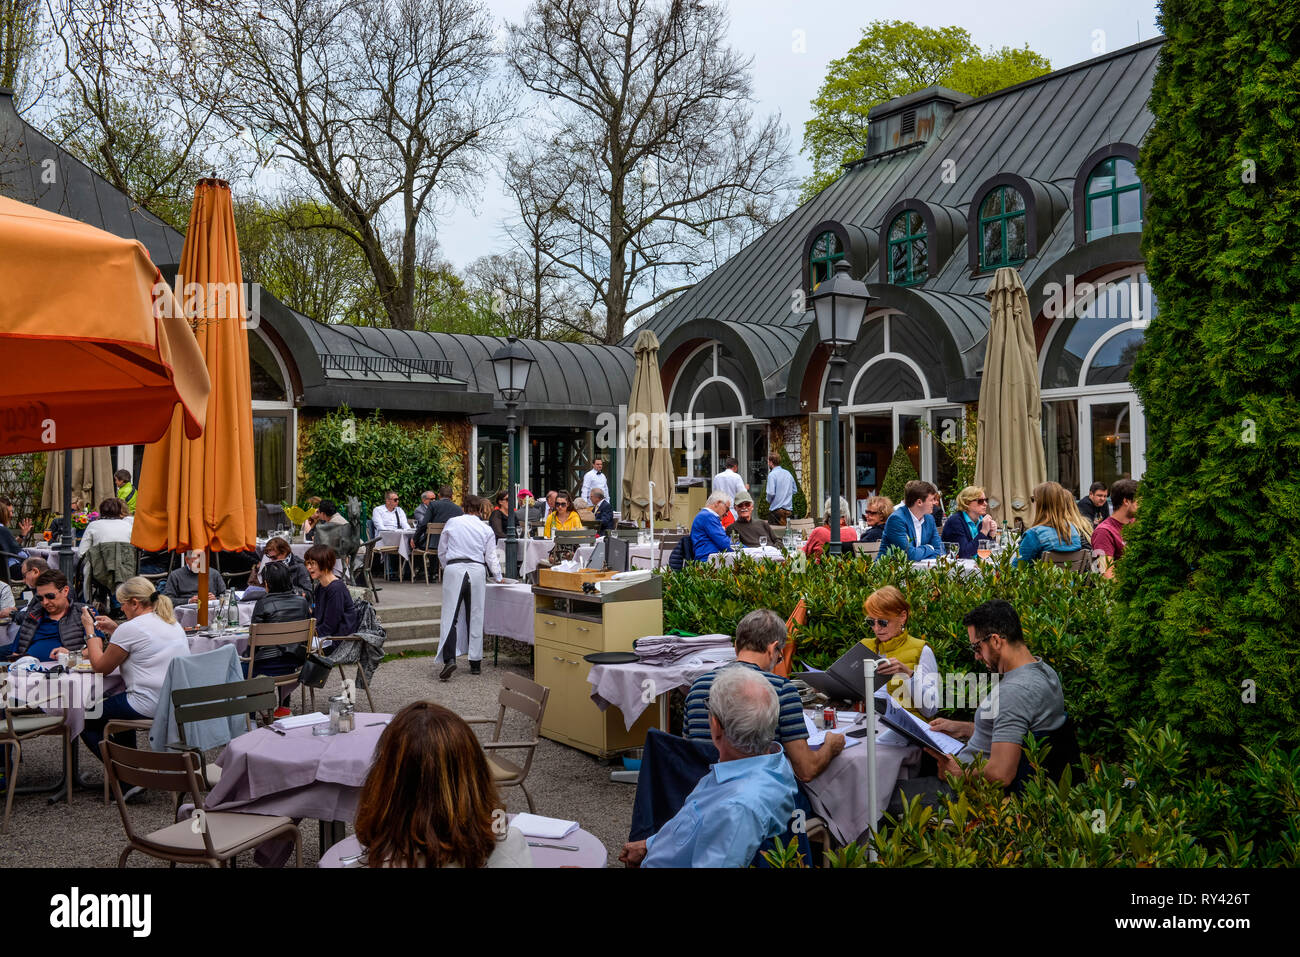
[249,329,288,402]
[809,230,844,287]
[978,186,1027,269]
[1085,158,1142,241]
[887,212,927,285]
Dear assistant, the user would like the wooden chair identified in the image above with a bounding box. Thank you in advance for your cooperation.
[1,678,72,834]
[410,523,445,584]
[1041,549,1092,573]
[171,676,279,793]
[463,672,550,813]
[245,619,315,712]
[553,529,597,562]
[104,741,301,868]
[850,540,880,559]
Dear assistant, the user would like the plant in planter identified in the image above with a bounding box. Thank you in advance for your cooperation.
[878,443,918,505]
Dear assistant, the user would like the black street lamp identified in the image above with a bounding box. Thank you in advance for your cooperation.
[811,260,871,555]
[491,336,535,579]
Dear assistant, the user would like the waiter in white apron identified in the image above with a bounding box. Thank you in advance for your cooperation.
[435,496,503,680]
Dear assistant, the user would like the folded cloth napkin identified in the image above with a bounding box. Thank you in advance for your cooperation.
[633,634,735,666]
[511,813,579,839]
[273,712,330,731]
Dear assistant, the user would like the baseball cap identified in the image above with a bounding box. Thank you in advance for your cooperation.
[733,490,754,506]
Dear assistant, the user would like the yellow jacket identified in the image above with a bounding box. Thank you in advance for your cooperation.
[544,509,583,537]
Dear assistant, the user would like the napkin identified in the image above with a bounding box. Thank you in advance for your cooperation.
[511,813,579,839]
[272,712,331,731]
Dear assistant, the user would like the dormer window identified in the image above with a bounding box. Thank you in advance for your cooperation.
[1085,157,1142,240]
[887,212,927,285]
[809,230,845,288]
[978,186,1027,269]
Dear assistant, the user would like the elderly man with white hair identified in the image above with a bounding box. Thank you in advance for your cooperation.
[619,665,798,868]
[689,490,734,562]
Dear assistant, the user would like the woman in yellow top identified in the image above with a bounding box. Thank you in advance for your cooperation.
[543,491,583,538]
[861,585,938,717]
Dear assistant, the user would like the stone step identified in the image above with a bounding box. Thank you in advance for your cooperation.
[382,618,440,644]
[385,635,442,655]
[374,602,440,625]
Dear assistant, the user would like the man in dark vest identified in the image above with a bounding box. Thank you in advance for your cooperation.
[6,570,89,660]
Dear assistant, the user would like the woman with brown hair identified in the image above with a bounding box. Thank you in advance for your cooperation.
[354,701,533,868]
[1014,481,1089,564]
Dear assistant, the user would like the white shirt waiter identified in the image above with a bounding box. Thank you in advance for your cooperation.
[435,509,502,679]
[711,465,748,517]
[580,462,610,505]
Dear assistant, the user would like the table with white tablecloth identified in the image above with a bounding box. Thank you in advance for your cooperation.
[800,724,922,845]
[187,629,250,656]
[587,645,736,732]
[483,582,535,647]
[380,528,417,562]
[495,537,554,577]
[6,668,127,741]
[708,545,786,567]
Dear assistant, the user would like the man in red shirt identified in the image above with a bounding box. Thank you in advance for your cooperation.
[1092,478,1138,579]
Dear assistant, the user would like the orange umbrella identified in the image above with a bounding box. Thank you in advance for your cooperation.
[0,195,209,455]
[132,180,258,624]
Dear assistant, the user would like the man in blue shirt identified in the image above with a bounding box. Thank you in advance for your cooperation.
[765,452,794,525]
[690,492,733,562]
[883,480,944,561]
[7,570,90,661]
[620,665,798,868]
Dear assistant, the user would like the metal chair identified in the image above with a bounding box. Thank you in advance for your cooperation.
[787,518,815,536]
[356,537,382,603]
[463,672,550,813]
[138,548,178,592]
[104,740,301,868]
[374,530,411,583]
[171,676,279,793]
[850,540,880,559]
[410,523,445,584]
[1,677,72,834]
[1041,549,1092,573]
[244,619,315,711]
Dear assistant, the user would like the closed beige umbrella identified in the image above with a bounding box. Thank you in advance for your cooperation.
[42,447,115,514]
[621,329,676,524]
[974,267,1046,529]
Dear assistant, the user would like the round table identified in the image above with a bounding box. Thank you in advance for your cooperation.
[318,819,607,868]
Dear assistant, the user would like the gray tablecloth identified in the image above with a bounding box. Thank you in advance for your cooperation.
[175,601,255,630]
[187,631,249,656]
[7,669,127,740]
[483,582,535,645]
[205,712,392,823]
[800,728,922,845]
[588,649,736,732]
[317,817,608,868]
[708,545,786,566]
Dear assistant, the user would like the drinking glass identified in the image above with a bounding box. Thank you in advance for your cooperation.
[976,536,992,561]
[758,536,768,550]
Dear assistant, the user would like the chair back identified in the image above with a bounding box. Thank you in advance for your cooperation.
[773,598,806,678]
[1041,548,1091,573]
[1011,715,1081,792]
[249,618,317,657]
[612,528,640,542]
[850,540,880,559]
[787,518,815,535]
[490,673,549,779]
[172,676,278,749]
[315,522,360,562]
[554,530,597,545]
[104,741,210,851]
[426,522,446,541]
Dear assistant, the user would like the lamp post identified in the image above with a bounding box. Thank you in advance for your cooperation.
[491,336,536,580]
[810,259,871,556]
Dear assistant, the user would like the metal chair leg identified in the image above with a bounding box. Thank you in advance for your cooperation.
[1,740,19,835]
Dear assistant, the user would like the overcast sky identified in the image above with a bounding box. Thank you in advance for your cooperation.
[431,0,1162,271]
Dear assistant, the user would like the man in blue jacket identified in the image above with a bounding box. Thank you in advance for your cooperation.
[690,491,734,562]
[883,480,944,561]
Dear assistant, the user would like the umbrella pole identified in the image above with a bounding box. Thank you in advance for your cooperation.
[198,564,209,628]
[60,452,75,577]
[648,481,655,567]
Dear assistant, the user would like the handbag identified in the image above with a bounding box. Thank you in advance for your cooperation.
[298,651,333,689]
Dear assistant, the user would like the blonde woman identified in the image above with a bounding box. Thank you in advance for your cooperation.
[75,576,188,762]
[861,586,938,717]
[1014,482,1088,564]
[860,495,892,544]
[941,486,999,558]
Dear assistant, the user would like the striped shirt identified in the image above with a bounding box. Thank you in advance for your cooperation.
[684,662,808,744]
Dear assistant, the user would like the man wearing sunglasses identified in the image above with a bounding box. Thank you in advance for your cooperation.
[886,600,1067,814]
[6,570,91,661]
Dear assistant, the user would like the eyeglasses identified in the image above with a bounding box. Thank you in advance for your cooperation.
[866,509,882,515]
[867,617,892,628]
[37,592,60,602]
[969,633,996,654]
[974,498,988,504]
[737,503,753,509]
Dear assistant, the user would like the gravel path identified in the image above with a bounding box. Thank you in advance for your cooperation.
[0,649,636,868]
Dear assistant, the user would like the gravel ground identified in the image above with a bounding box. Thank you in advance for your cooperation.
[0,648,636,868]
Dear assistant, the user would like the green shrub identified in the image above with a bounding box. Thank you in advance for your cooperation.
[1106,0,1300,770]
[300,407,461,517]
[878,443,918,504]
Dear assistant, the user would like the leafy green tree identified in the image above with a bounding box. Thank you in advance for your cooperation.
[1104,0,1300,770]
[879,443,919,506]
[801,21,1050,199]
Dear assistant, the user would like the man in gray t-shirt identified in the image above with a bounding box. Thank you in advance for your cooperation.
[887,600,1067,815]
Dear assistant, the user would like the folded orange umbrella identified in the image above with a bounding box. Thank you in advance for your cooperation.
[0,195,209,455]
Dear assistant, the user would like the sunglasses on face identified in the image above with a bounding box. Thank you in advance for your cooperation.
[38,592,60,602]
[866,509,882,515]
[969,633,996,654]
[868,617,892,628]
[974,498,988,504]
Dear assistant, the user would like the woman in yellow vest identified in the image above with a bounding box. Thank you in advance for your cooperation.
[861,585,938,717]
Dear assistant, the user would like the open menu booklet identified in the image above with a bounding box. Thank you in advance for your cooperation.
[872,689,967,756]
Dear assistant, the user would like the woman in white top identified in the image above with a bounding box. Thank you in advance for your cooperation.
[74,575,188,762]
[76,496,135,556]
